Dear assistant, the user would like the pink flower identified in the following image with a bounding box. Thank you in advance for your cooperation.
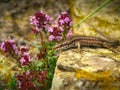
[20,52,32,66]
[30,16,38,26]
[56,36,61,41]
[16,71,37,89]
[0,39,18,55]
[66,29,73,38]
[18,80,21,88]
[49,35,55,41]
[59,20,64,25]
[57,12,72,28]
[48,27,62,41]
[57,11,73,39]
[30,11,52,33]
[65,17,70,22]
[16,70,48,89]
[47,27,53,32]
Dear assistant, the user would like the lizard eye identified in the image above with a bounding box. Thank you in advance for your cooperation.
[61,44,69,50]
[65,45,69,48]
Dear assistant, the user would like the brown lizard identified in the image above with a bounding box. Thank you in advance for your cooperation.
[53,36,120,53]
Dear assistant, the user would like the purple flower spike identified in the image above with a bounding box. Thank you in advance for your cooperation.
[57,11,73,38]
[0,40,18,55]
[30,11,52,33]
[20,52,32,66]
[57,12,72,29]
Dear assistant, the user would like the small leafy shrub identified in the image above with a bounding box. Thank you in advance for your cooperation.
[0,11,73,90]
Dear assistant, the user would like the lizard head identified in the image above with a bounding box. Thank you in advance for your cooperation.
[53,41,70,50]
[53,39,77,51]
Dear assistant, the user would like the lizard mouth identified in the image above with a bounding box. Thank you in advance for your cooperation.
[52,43,62,50]
[52,41,69,50]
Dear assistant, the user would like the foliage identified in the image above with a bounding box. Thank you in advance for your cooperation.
[7,76,17,90]
[0,10,72,89]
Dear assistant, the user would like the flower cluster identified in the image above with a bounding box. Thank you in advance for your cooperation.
[20,52,32,66]
[48,26,63,41]
[57,12,72,30]
[0,40,32,66]
[48,12,73,41]
[18,46,32,66]
[0,39,19,58]
[0,39,18,54]
[16,70,47,90]
[30,11,52,33]
[30,11,73,42]
[0,11,73,89]
[57,12,72,38]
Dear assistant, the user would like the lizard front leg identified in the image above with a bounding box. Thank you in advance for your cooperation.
[75,42,82,53]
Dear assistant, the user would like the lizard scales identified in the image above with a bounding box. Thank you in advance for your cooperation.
[53,36,120,51]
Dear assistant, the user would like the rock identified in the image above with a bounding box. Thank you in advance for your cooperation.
[51,48,120,90]
[71,0,120,40]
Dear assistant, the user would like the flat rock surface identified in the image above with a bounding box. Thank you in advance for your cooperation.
[51,1,120,89]
[51,48,120,90]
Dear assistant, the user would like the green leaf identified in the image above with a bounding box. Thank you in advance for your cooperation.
[8,76,17,90]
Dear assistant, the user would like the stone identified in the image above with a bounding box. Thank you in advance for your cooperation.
[51,48,120,90]
[71,0,120,40]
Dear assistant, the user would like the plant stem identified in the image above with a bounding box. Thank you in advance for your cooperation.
[40,32,44,47]
[73,0,112,28]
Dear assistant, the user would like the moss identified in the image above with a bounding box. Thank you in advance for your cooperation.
[76,70,119,90]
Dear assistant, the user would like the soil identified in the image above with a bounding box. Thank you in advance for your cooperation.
[0,0,69,46]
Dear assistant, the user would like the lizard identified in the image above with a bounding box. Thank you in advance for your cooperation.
[53,36,120,53]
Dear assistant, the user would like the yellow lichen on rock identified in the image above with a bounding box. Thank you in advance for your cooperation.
[70,0,120,39]
[76,70,112,80]
[76,69,119,90]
